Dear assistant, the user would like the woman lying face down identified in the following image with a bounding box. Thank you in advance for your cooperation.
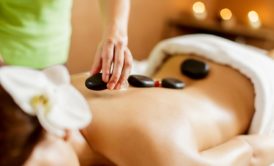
[1,54,274,166]
[75,54,273,165]
[0,66,114,166]
[0,85,115,166]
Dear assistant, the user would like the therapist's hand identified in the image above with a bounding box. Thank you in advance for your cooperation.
[90,31,133,90]
[93,0,132,90]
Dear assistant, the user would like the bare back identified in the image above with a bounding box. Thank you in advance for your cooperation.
[72,54,255,165]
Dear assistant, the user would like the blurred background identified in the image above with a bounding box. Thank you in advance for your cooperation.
[68,0,274,73]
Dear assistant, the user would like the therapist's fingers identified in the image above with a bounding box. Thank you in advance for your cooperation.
[102,40,115,83]
[107,43,125,90]
[115,48,133,90]
[90,46,103,75]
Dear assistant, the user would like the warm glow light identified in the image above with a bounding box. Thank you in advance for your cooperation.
[220,8,232,21]
[248,10,261,29]
[192,1,207,20]
[248,11,259,22]
[192,1,206,14]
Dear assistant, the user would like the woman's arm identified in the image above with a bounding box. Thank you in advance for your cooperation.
[200,135,274,166]
[91,0,133,90]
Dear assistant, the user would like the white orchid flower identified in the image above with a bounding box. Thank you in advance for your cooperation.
[0,65,92,137]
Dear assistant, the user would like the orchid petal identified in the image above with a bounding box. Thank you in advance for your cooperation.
[0,67,52,115]
[0,65,92,137]
[42,85,91,130]
[43,65,70,85]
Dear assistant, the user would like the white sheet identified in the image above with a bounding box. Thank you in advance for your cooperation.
[145,34,274,135]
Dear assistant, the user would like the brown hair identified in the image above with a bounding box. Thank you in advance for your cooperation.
[0,85,43,166]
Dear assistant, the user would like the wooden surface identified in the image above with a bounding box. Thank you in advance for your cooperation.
[163,14,274,50]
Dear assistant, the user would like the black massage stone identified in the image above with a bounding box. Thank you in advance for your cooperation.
[180,59,209,79]
[128,75,154,88]
[85,73,107,91]
[162,78,185,89]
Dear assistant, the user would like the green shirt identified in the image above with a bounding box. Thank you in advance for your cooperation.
[0,0,72,68]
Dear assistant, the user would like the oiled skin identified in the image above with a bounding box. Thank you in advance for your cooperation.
[72,55,274,166]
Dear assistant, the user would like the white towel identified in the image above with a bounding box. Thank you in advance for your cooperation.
[145,34,274,135]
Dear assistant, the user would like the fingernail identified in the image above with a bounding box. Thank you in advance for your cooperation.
[120,83,128,90]
[107,83,114,90]
[122,82,128,89]
[115,83,121,90]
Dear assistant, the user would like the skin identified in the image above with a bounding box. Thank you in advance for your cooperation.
[78,55,274,165]
[25,54,274,165]
[24,132,80,166]
[67,130,115,166]
[91,0,133,90]
[24,130,114,166]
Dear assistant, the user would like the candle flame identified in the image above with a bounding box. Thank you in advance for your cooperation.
[192,1,206,14]
[220,8,232,21]
[248,10,261,29]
